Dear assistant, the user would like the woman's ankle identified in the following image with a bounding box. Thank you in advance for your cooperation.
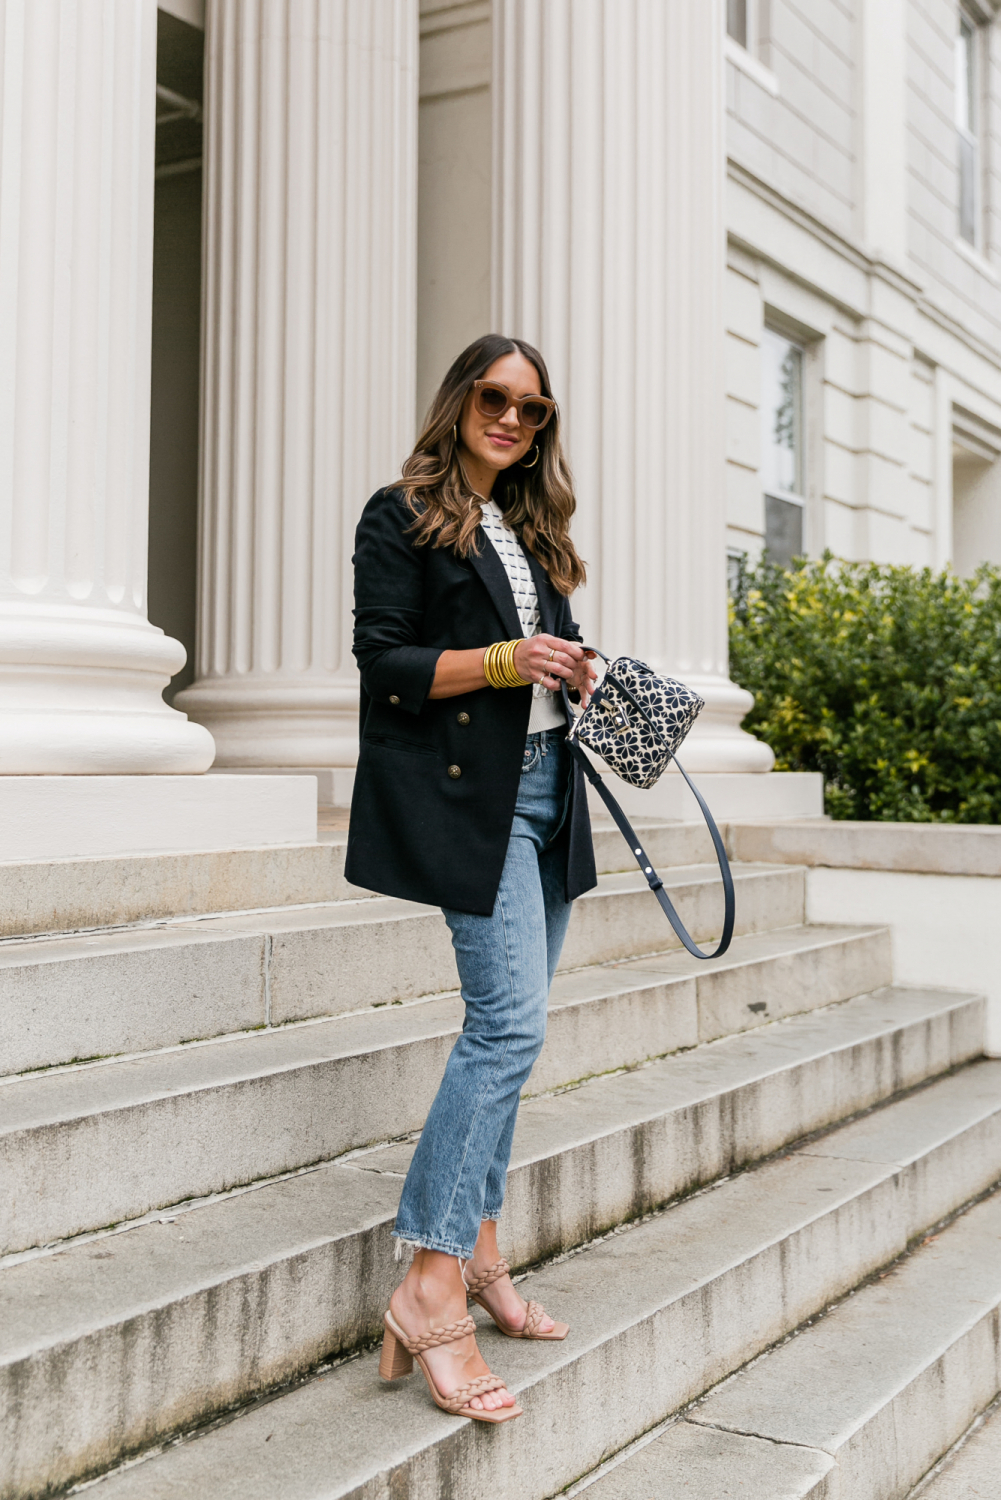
[473,1219,501,1266]
[395,1249,467,1315]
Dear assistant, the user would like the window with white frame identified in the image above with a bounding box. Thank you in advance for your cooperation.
[761,328,805,568]
[956,8,981,246]
[727,0,749,47]
[725,0,779,95]
[727,0,760,50]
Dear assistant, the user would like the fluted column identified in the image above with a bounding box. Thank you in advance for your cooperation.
[175,0,418,767]
[493,0,772,773]
[0,0,214,772]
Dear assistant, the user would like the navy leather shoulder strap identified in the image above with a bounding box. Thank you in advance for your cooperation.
[562,681,735,960]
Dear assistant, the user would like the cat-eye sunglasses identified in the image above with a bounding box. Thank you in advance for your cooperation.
[471,381,556,431]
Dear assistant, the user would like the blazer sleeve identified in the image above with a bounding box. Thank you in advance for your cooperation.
[554,597,585,702]
[352,489,444,715]
[557,592,584,644]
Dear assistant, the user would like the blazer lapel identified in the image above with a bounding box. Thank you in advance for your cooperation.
[525,549,558,637]
[468,531,525,639]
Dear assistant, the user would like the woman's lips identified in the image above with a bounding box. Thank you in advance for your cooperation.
[487,432,517,447]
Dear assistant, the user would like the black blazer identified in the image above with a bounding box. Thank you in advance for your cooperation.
[345,487,597,915]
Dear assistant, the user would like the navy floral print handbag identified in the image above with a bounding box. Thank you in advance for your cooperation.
[562,652,735,959]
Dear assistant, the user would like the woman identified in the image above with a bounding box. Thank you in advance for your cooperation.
[346,334,597,1424]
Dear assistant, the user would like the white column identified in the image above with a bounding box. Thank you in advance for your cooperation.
[858,0,908,266]
[493,0,772,773]
[175,0,418,768]
[0,0,213,773]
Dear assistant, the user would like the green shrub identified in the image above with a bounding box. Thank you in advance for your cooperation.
[728,555,1001,823]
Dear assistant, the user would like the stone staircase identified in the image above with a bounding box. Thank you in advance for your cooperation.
[1,818,998,1499]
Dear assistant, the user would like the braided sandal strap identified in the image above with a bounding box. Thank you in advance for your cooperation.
[441,1373,507,1415]
[463,1258,511,1296]
[523,1300,548,1337]
[397,1314,476,1355]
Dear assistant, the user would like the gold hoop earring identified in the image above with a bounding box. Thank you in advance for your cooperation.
[452,423,459,448]
[521,444,541,469]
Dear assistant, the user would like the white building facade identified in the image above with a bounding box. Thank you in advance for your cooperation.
[422,0,1001,577]
[723,0,1001,579]
[0,0,999,850]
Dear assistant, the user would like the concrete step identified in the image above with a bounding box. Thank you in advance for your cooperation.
[0,923,901,1255]
[726,817,1001,878]
[911,1398,1001,1499]
[0,817,701,944]
[0,839,369,942]
[0,992,989,1498]
[613,920,890,1045]
[589,817,714,873]
[572,1423,837,1499]
[52,1055,1001,1500]
[1,861,802,1077]
[580,1186,1001,1500]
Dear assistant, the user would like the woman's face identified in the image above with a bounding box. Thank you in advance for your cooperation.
[458,351,541,476]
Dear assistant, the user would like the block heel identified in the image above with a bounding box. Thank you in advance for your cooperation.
[378,1324,413,1380]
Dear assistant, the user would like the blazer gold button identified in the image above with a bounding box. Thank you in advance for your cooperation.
[389,695,400,705]
[447,764,462,779]
[457,711,470,726]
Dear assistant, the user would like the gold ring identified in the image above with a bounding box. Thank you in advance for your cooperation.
[547,648,556,661]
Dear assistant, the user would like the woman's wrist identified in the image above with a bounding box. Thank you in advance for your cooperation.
[483,639,530,689]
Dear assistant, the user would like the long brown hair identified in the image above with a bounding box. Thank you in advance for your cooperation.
[398,334,586,595]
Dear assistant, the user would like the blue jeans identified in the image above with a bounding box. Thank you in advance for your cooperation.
[393,731,574,1259]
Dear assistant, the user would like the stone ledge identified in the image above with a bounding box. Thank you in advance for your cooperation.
[728,819,1001,877]
[208,765,355,810]
[251,767,827,821]
[589,771,824,823]
[0,842,365,942]
[0,816,710,943]
[0,776,317,862]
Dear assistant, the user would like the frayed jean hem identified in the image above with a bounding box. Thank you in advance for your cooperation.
[391,1229,475,1261]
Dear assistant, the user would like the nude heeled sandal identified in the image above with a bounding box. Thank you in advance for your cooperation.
[379,1309,523,1424]
[463,1258,569,1341]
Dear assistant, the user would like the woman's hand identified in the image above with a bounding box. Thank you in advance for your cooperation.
[568,649,598,706]
[514,635,598,707]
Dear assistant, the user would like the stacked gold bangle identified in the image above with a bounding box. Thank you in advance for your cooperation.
[483,639,531,688]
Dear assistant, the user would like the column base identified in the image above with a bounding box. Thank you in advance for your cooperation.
[174,679,360,769]
[0,711,216,776]
[0,606,216,774]
[670,675,776,774]
[0,775,318,862]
